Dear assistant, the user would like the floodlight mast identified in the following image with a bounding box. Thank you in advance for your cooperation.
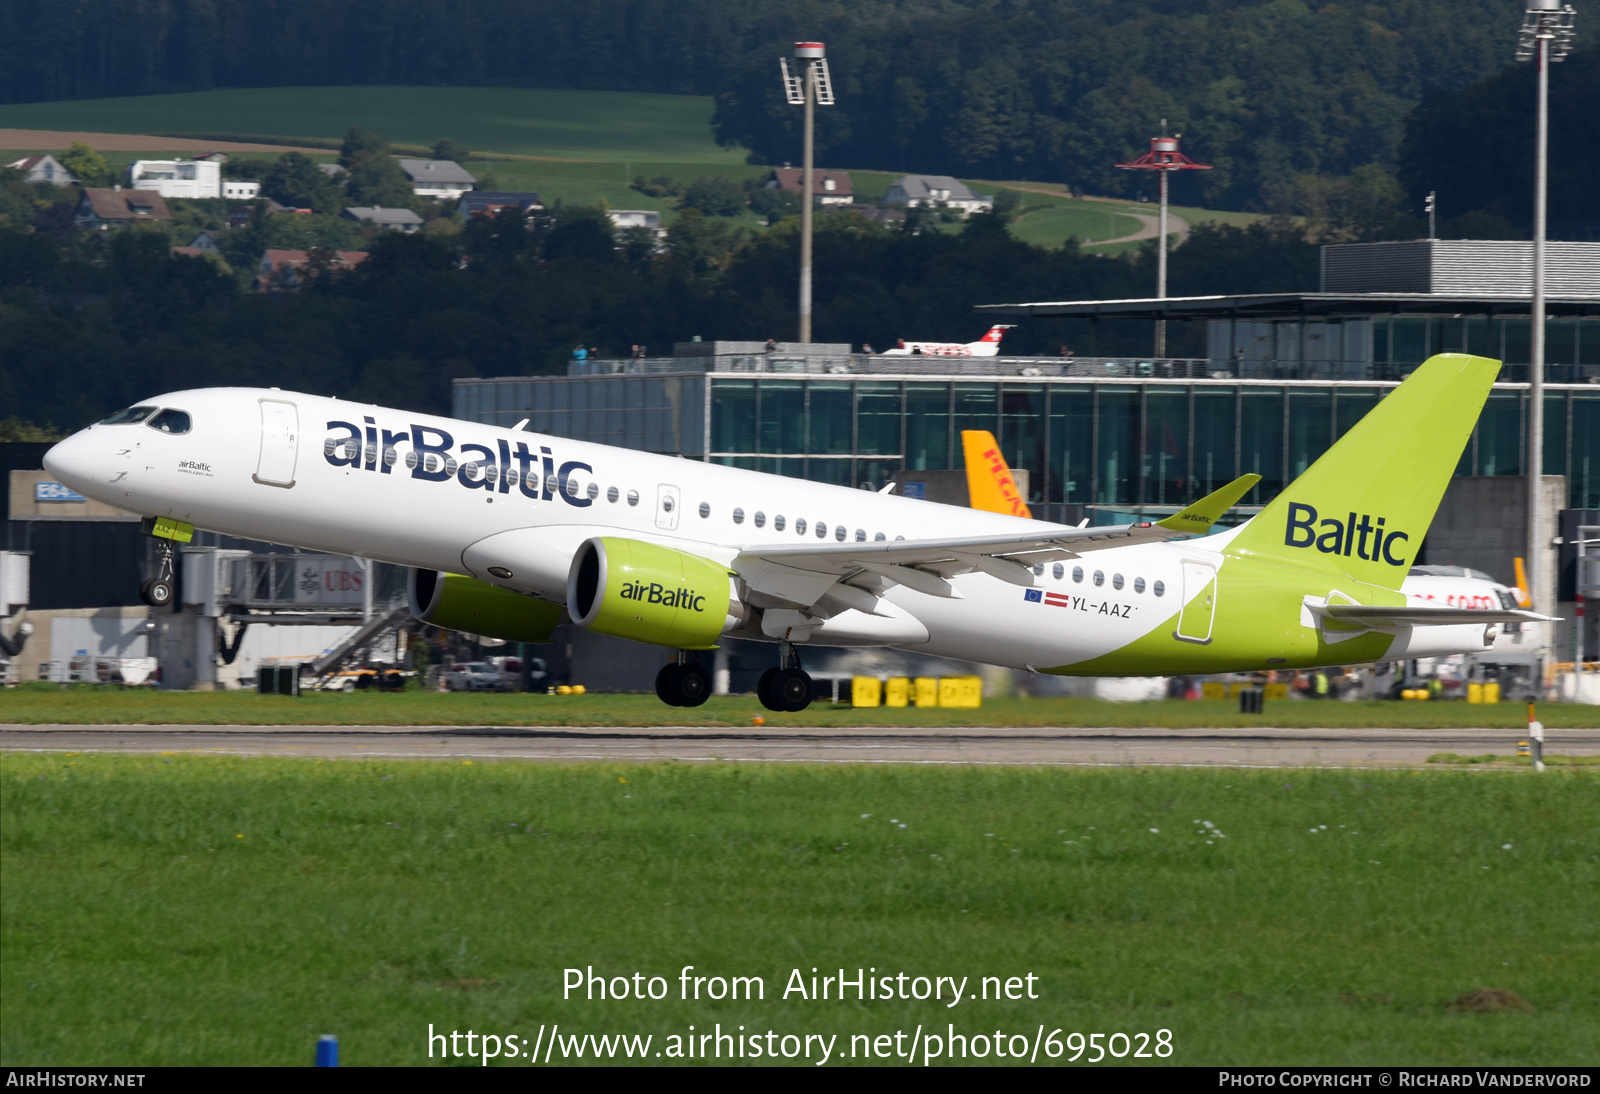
[1517,0,1576,679]
[780,42,835,343]
[1116,125,1211,357]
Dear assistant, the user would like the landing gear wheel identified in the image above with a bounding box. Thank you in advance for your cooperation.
[675,663,711,707]
[773,667,813,712]
[655,664,682,706]
[141,578,174,608]
[756,667,782,712]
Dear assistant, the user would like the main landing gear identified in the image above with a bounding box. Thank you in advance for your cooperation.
[139,538,176,608]
[656,652,712,707]
[756,641,813,713]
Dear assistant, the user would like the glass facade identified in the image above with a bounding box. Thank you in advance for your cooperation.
[456,375,1600,515]
[1206,316,1600,381]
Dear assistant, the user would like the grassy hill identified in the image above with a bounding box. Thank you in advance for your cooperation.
[0,85,1264,242]
[0,86,743,164]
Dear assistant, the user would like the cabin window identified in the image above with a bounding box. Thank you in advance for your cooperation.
[1134,577,1146,593]
[1072,566,1084,583]
[607,486,619,503]
[795,518,807,535]
[699,501,711,518]
[754,511,767,528]
[1053,563,1064,580]
[733,508,745,524]
[774,514,787,531]
[101,405,156,424]
[835,525,847,541]
[627,489,640,507]
[1032,564,1043,575]
[1093,570,1105,587]
[855,529,866,542]
[874,532,886,541]
[586,482,599,500]
[1112,573,1124,590]
[1153,580,1166,597]
[146,408,192,435]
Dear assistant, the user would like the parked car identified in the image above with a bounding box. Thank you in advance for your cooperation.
[445,661,504,691]
[494,655,548,691]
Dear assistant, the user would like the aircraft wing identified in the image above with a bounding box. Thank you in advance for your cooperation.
[1315,604,1559,628]
[731,474,1261,607]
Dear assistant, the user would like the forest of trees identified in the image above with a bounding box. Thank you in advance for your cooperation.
[0,0,1560,211]
[0,194,1316,432]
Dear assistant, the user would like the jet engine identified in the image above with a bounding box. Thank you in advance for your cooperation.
[408,569,563,643]
[566,537,746,649]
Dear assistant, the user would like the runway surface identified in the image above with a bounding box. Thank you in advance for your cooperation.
[7,723,1598,767]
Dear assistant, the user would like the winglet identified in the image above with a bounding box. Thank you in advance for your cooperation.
[1155,474,1260,534]
[961,430,1031,519]
[1513,556,1531,607]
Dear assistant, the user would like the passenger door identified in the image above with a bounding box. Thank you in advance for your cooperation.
[655,484,680,531]
[254,399,299,488]
[1174,559,1217,644]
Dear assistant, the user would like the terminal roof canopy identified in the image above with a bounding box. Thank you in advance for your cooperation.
[975,293,1600,321]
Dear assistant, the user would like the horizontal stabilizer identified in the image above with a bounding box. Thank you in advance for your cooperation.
[1312,603,1558,629]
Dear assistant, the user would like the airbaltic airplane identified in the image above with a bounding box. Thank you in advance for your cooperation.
[43,353,1549,710]
[883,324,1014,357]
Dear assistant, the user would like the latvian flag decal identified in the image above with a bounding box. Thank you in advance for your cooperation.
[1024,589,1070,607]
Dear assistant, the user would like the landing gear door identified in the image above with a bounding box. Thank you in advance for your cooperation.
[254,399,299,488]
[655,484,681,531]
[1174,559,1217,644]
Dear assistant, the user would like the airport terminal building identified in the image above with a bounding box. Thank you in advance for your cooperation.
[455,242,1599,515]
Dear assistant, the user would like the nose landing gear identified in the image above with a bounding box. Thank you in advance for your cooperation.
[139,539,176,608]
[655,652,711,707]
[757,641,813,713]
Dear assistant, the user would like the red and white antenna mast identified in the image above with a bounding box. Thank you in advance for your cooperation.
[1116,126,1211,357]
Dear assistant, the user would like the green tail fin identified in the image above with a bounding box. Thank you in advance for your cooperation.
[1157,473,1260,534]
[1224,353,1499,591]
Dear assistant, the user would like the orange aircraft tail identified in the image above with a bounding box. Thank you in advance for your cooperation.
[961,430,1032,519]
[1513,556,1531,607]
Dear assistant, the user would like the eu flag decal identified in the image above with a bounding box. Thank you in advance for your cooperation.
[1023,589,1043,603]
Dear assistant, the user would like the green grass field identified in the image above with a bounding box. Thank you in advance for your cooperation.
[4,682,1598,730]
[0,86,743,164]
[2,752,1594,1066]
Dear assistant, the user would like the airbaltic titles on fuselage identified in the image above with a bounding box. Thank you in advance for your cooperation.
[324,418,595,505]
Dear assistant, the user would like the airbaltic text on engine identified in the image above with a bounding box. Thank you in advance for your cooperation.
[621,580,708,613]
[1283,502,1410,566]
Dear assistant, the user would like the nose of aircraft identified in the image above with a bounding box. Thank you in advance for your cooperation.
[43,429,103,497]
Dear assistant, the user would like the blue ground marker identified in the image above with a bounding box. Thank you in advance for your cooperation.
[315,1035,339,1066]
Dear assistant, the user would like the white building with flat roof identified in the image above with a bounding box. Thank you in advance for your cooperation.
[125,159,222,199]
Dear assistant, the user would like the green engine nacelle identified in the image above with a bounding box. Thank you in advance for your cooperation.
[408,570,563,643]
[566,537,733,650]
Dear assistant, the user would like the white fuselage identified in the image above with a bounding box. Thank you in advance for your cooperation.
[42,387,1492,675]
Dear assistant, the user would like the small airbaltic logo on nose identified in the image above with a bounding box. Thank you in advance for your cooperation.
[1284,502,1410,566]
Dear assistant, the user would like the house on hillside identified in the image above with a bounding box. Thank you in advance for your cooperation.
[222,179,261,201]
[186,230,223,253]
[766,168,854,205]
[257,249,368,292]
[607,210,666,241]
[342,206,424,233]
[6,154,76,186]
[883,175,992,217]
[398,159,477,200]
[460,191,545,217]
[75,187,173,230]
[124,159,222,200]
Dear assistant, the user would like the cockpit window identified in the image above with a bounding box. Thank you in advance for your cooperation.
[100,405,157,425]
[146,409,192,435]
